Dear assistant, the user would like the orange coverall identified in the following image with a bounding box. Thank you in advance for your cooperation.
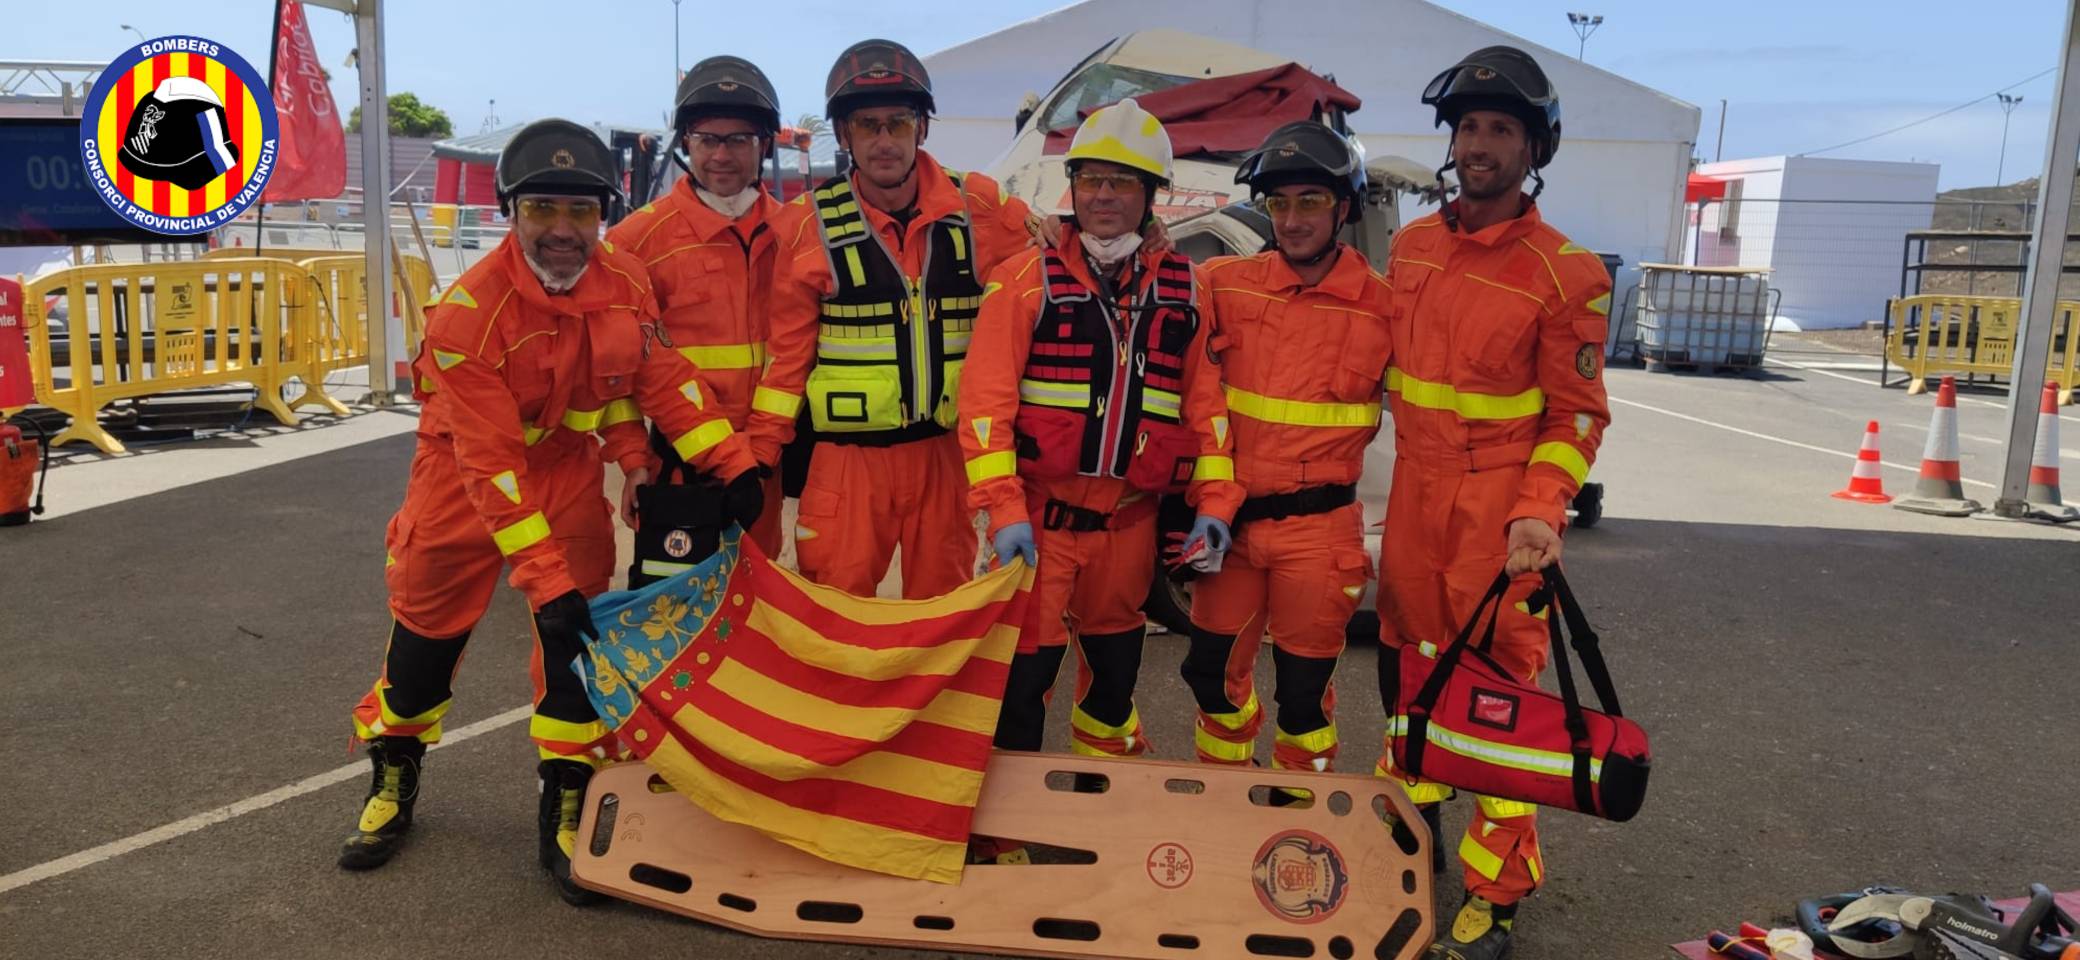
[1377,201,1611,905]
[353,234,756,762]
[1186,246,1392,773]
[960,228,1242,757]
[763,152,1033,598]
[606,177,790,554]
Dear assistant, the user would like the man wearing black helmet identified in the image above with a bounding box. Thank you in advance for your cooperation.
[763,39,1040,598]
[609,56,793,575]
[1377,47,1612,960]
[337,119,764,904]
[1179,121,1392,778]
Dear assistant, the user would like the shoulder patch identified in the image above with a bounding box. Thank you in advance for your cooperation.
[1576,344,1599,380]
[1557,241,1595,256]
[638,202,655,214]
[981,280,1005,301]
[970,416,992,447]
[599,239,615,255]
[441,284,478,309]
[1586,292,1611,316]
[433,349,468,370]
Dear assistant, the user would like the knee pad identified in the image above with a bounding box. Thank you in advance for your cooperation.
[1073,629,1144,728]
[994,646,1067,751]
[1271,647,1338,734]
[380,621,470,719]
[1179,625,1241,715]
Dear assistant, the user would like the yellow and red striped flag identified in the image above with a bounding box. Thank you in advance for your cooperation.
[577,530,1033,884]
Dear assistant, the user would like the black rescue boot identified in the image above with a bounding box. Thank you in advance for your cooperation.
[1426,895,1518,960]
[338,736,425,870]
[537,759,605,905]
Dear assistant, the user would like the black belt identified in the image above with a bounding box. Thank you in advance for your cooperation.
[1041,499,1112,532]
[1234,483,1356,525]
[821,421,948,447]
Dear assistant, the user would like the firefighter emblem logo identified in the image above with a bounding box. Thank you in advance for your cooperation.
[1251,830,1350,924]
[664,530,694,559]
[1474,67,1497,81]
[1576,343,1599,380]
[78,35,278,236]
[1146,842,1194,890]
[551,149,577,170]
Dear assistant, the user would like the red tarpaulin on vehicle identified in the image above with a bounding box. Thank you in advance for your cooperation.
[1043,63,1363,159]
[1686,172,1729,203]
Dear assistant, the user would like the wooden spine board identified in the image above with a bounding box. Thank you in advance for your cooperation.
[574,751,1436,960]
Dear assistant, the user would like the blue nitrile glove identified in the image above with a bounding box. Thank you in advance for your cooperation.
[992,521,1038,568]
[1189,514,1231,568]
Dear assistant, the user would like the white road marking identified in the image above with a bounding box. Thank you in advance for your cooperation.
[1608,395,1996,489]
[1767,357,2080,426]
[0,704,531,897]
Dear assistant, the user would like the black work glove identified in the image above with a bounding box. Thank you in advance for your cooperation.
[533,589,599,666]
[724,467,765,530]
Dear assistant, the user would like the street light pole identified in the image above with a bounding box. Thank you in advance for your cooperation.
[672,0,683,94]
[118,24,147,46]
[1567,12,1605,61]
[1997,92,2025,185]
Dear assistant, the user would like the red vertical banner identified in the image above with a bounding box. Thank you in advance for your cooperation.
[0,278,31,409]
[262,0,347,202]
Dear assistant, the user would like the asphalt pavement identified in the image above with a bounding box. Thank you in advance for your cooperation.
[2,358,2075,960]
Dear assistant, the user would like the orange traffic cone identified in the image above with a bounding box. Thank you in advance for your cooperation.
[1833,420,1893,504]
[1894,377,1982,516]
[2025,382,2079,522]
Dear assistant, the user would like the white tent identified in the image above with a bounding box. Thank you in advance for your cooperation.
[922,0,1701,266]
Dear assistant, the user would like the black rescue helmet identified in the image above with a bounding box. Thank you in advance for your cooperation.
[120,77,241,191]
[824,38,934,120]
[1235,120,1369,226]
[1421,45,1562,168]
[496,118,620,215]
[675,55,780,135]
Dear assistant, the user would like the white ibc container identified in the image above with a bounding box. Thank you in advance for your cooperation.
[1634,263,1777,369]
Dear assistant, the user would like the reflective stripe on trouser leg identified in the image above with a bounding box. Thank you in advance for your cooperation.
[1373,749,1457,805]
[350,621,470,743]
[1270,647,1340,771]
[994,645,1068,752]
[1181,624,1261,764]
[1069,628,1149,757]
[1461,793,1543,905]
[529,620,612,765]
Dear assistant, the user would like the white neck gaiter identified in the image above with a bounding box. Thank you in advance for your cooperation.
[1079,231,1142,267]
[698,185,759,220]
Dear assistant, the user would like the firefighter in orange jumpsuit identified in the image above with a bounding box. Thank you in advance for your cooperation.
[1377,48,1612,960]
[762,39,1037,598]
[961,98,1241,766]
[337,120,764,904]
[1181,121,1392,776]
[609,56,791,577]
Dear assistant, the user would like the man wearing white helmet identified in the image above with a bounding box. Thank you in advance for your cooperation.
[959,98,1240,775]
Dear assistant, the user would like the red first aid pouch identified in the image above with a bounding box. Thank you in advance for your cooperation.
[1389,566,1650,822]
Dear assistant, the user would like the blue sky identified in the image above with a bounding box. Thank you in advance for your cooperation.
[14,0,2071,190]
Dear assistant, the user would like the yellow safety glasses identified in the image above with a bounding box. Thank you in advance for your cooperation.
[1259,192,1339,216]
[515,197,602,228]
[1071,170,1145,194]
[845,112,919,141]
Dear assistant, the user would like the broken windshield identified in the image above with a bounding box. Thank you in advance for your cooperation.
[1041,63,1193,133]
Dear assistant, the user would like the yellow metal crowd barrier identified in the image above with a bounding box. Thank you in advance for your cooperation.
[1886,294,2080,403]
[16,252,439,454]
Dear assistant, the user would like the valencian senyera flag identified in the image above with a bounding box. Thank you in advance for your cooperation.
[573,529,1034,884]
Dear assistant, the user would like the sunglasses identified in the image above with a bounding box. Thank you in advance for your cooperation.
[1259,192,1339,216]
[845,112,919,141]
[515,197,602,228]
[689,131,760,152]
[1071,170,1145,195]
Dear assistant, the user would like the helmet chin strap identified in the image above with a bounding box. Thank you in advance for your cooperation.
[1280,240,1338,268]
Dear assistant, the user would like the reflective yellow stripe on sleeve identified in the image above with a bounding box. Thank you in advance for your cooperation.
[671,418,736,461]
[1224,385,1382,428]
[1529,441,1591,485]
[1386,368,1546,421]
[1192,454,1234,482]
[751,386,803,418]
[492,511,551,556]
[964,451,1018,485]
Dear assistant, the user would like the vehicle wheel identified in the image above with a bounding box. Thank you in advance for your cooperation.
[1143,569,1194,635]
[1571,482,1604,529]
